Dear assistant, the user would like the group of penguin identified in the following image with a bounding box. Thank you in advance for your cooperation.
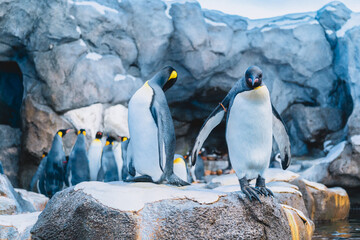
[30,65,291,202]
[29,128,205,198]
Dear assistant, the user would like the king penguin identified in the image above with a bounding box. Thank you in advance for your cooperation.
[29,152,47,193]
[97,136,119,182]
[44,129,70,198]
[113,137,129,181]
[66,129,90,186]
[173,154,192,184]
[191,66,291,201]
[127,66,189,186]
[87,131,103,181]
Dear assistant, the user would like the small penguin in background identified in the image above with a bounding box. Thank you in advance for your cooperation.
[97,136,119,182]
[88,131,103,181]
[113,136,129,181]
[269,153,282,169]
[127,66,189,186]
[66,129,90,186]
[194,148,206,182]
[173,154,192,184]
[29,152,48,192]
[44,129,70,198]
[191,66,291,202]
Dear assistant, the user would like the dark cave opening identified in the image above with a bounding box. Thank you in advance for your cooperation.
[0,61,23,128]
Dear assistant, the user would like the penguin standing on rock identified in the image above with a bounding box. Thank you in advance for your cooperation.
[29,152,47,192]
[127,66,189,186]
[97,136,119,182]
[66,129,90,186]
[191,66,291,202]
[44,129,70,198]
[87,131,103,181]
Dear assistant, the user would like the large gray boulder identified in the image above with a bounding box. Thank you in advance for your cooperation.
[31,182,314,239]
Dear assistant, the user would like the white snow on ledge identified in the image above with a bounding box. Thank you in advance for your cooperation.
[0,212,41,233]
[205,18,227,27]
[337,13,360,37]
[86,52,102,61]
[68,0,118,15]
[75,181,226,211]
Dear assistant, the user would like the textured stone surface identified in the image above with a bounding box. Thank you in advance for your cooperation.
[0,125,21,186]
[31,182,314,239]
[0,174,35,215]
[0,212,40,240]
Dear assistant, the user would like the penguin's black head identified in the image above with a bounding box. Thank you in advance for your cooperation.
[105,136,116,146]
[57,129,70,138]
[77,129,86,136]
[245,66,262,89]
[150,66,177,92]
[95,131,103,139]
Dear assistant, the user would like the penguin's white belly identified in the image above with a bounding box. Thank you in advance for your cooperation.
[173,162,187,182]
[226,86,272,180]
[87,141,102,181]
[128,84,163,181]
[113,143,123,180]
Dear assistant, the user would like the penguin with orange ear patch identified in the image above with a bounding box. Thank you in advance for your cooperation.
[97,136,119,182]
[66,129,90,186]
[44,129,70,197]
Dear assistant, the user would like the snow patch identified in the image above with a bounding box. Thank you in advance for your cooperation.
[325,6,337,12]
[270,186,302,195]
[70,15,75,20]
[257,16,318,31]
[114,74,136,82]
[329,187,348,197]
[351,135,360,145]
[205,18,227,27]
[210,173,238,186]
[263,169,300,183]
[337,13,360,37]
[0,212,41,232]
[76,26,81,34]
[86,52,102,61]
[75,181,226,211]
[302,179,327,191]
[325,29,333,35]
[68,0,118,15]
[79,39,86,47]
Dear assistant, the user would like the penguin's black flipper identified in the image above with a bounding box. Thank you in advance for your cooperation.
[191,104,227,166]
[271,104,291,170]
[29,157,47,191]
[97,166,105,181]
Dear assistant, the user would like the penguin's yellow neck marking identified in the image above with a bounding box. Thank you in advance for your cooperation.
[254,85,263,90]
[174,157,184,164]
[105,141,114,146]
[122,137,128,142]
[168,70,177,81]
[144,81,150,88]
[94,139,101,143]
[58,132,63,138]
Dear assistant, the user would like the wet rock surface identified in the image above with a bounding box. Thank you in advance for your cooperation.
[31,182,313,240]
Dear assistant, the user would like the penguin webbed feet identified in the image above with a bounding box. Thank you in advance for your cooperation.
[255,175,274,197]
[239,177,261,203]
[163,173,190,187]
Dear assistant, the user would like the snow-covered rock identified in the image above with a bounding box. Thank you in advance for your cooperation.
[0,212,40,240]
[103,104,129,138]
[0,175,35,215]
[15,189,49,212]
[31,182,313,239]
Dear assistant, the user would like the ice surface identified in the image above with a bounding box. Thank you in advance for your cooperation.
[68,0,118,15]
[337,13,360,37]
[86,52,102,61]
[0,212,40,232]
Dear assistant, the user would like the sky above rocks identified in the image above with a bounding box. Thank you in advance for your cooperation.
[196,0,360,19]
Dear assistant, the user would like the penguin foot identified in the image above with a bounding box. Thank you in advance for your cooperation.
[126,175,154,183]
[255,175,274,197]
[239,177,261,203]
[164,174,190,186]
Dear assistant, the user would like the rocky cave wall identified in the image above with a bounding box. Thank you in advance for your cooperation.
[0,0,359,187]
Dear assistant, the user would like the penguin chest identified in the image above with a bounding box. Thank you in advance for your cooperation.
[226,86,272,178]
[128,83,163,181]
[87,140,102,181]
